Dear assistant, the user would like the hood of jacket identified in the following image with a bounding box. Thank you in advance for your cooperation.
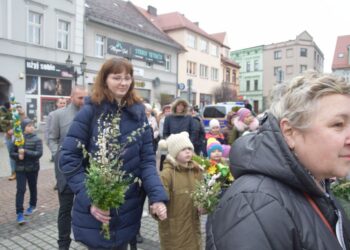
[171,99,189,115]
[230,113,324,197]
[164,154,203,172]
[84,96,144,122]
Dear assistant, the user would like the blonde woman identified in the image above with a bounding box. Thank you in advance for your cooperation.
[207,71,350,250]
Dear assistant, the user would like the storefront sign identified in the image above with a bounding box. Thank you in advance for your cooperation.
[132,46,165,65]
[135,81,145,88]
[25,59,73,78]
[107,38,165,65]
[107,39,132,57]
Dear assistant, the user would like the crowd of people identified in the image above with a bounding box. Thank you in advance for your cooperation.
[1,57,350,250]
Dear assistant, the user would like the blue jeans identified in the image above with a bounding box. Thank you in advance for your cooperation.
[5,137,15,173]
[16,171,38,214]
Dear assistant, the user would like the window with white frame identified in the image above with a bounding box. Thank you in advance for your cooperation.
[200,39,208,53]
[254,79,258,91]
[286,48,293,58]
[246,80,250,91]
[28,11,42,44]
[187,33,196,48]
[246,61,251,72]
[57,20,70,50]
[232,70,236,84]
[254,60,259,71]
[300,48,308,57]
[225,68,231,82]
[211,67,218,81]
[165,55,171,71]
[209,43,218,56]
[95,35,105,57]
[274,66,282,76]
[274,50,282,60]
[300,64,307,73]
[186,61,197,75]
[200,64,208,78]
[286,65,293,75]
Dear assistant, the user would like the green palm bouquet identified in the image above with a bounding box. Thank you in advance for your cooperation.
[191,155,234,213]
[331,178,350,218]
[331,179,350,202]
[80,111,146,239]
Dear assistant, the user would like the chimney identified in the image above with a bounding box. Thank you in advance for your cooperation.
[194,22,199,26]
[147,5,157,16]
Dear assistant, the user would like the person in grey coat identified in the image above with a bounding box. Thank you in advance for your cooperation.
[48,86,87,250]
[45,98,66,161]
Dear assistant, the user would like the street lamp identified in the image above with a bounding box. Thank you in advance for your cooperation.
[65,54,87,85]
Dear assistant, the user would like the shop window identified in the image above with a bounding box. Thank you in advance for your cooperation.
[41,77,71,96]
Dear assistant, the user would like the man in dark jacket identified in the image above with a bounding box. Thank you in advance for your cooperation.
[188,106,205,156]
[48,86,87,250]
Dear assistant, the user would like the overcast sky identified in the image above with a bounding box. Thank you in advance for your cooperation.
[133,0,350,73]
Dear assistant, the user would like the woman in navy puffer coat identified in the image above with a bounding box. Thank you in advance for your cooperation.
[59,58,168,249]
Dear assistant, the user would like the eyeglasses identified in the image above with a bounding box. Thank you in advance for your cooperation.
[114,76,133,84]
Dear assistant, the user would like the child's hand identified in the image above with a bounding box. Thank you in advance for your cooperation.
[18,148,25,160]
[198,207,207,215]
[150,202,167,221]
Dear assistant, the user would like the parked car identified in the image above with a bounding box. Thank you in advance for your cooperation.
[201,102,245,132]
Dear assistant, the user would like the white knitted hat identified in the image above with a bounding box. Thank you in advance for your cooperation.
[158,132,194,158]
[209,119,220,129]
[144,103,152,111]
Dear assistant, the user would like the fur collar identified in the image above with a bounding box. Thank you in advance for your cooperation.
[171,99,189,115]
[233,116,259,132]
[164,154,202,171]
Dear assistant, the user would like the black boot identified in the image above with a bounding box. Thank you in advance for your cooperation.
[136,233,143,243]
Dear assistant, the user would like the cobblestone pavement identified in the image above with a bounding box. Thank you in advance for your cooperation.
[0,132,207,249]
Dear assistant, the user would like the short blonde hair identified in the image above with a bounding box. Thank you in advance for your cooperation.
[269,71,350,129]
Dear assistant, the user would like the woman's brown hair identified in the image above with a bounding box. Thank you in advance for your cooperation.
[91,57,142,106]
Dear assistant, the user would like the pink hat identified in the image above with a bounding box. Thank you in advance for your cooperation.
[237,108,252,122]
[222,144,231,158]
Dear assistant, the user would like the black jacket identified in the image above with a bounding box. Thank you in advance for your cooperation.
[191,115,205,155]
[163,114,194,138]
[10,133,43,172]
[206,113,350,250]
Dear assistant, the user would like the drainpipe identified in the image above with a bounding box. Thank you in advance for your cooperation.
[176,50,180,97]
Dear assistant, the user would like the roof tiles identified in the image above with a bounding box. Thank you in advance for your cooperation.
[332,35,350,70]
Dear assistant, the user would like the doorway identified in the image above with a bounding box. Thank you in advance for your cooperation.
[0,76,11,105]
